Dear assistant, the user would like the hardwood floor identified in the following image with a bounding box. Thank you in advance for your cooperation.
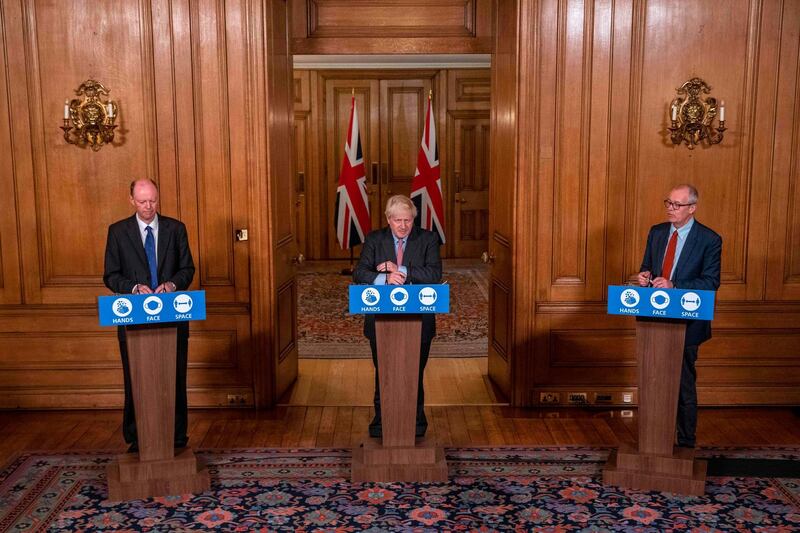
[1,407,799,467]
[283,358,499,406]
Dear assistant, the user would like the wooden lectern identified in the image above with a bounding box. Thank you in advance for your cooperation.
[351,315,448,482]
[603,320,707,495]
[106,325,210,501]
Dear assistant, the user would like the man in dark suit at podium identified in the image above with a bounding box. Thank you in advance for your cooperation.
[354,195,442,438]
[637,184,722,448]
[103,179,195,452]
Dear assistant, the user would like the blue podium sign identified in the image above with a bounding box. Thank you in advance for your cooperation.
[607,285,715,321]
[349,284,450,314]
[98,291,206,326]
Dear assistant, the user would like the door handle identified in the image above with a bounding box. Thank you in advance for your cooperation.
[292,253,305,265]
[481,251,495,264]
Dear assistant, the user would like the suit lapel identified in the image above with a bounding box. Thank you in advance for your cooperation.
[673,222,699,279]
[653,225,670,278]
[157,216,171,272]
[404,227,421,266]
[380,227,395,264]
[125,216,149,269]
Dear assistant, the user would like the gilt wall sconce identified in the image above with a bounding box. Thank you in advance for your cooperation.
[668,77,725,150]
[61,80,118,151]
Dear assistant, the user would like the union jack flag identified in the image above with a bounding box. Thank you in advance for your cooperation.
[334,96,371,249]
[411,94,445,244]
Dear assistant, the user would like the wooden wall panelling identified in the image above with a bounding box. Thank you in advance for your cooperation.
[293,72,310,258]
[294,115,309,257]
[764,0,800,301]
[189,0,251,304]
[631,0,758,302]
[175,0,255,405]
[447,69,490,259]
[447,69,491,112]
[602,0,634,289]
[290,0,492,54]
[0,307,253,409]
[0,4,22,305]
[293,70,325,260]
[435,70,450,259]
[0,0,257,409]
[449,110,490,259]
[525,0,800,407]
[265,0,299,403]
[697,305,800,405]
[535,0,613,303]
[9,0,153,305]
[487,0,519,401]
[308,71,325,260]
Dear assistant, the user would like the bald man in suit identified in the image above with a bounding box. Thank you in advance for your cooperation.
[638,184,721,448]
[354,195,442,438]
[103,179,195,452]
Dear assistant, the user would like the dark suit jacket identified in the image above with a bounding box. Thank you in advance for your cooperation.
[103,214,195,294]
[640,219,722,346]
[353,226,442,343]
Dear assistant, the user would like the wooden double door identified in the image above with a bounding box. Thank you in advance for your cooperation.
[324,75,433,258]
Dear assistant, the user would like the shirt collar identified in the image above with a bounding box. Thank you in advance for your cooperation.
[391,230,408,246]
[136,213,159,233]
[671,216,694,239]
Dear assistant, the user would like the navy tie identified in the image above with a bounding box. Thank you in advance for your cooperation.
[145,226,158,289]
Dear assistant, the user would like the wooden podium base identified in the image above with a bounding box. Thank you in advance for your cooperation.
[603,444,706,495]
[351,438,448,482]
[106,447,210,501]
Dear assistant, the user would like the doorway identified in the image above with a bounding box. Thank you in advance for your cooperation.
[283,57,500,407]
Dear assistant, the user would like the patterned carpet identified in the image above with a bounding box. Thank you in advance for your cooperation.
[2,446,799,531]
[298,262,488,358]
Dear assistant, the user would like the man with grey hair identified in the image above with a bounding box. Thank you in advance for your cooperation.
[637,183,721,448]
[354,194,442,438]
[103,179,195,453]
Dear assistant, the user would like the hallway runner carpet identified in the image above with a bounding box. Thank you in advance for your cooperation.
[298,263,489,358]
[1,446,798,531]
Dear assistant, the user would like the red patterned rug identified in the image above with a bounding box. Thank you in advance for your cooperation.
[298,261,488,358]
[1,446,798,531]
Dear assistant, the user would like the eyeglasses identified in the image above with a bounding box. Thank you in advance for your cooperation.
[663,199,695,210]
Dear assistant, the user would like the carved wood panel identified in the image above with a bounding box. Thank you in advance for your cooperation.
[450,112,489,258]
[486,0,518,400]
[379,78,433,212]
[0,6,21,305]
[523,0,800,406]
[291,0,492,54]
[0,0,258,408]
[266,0,299,402]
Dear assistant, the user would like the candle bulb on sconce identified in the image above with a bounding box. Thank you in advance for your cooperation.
[59,80,118,151]
[667,77,726,149]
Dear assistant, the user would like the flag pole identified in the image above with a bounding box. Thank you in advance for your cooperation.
[340,247,355,276]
